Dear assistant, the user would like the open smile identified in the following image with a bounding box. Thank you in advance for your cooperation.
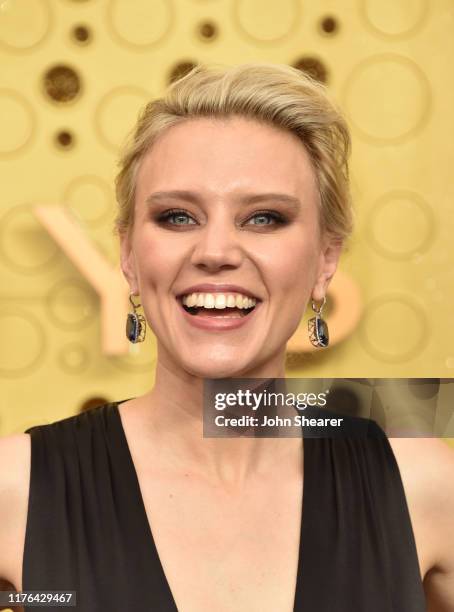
[175,288,262,331]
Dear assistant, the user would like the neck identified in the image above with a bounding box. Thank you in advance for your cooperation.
[137,348,301,489]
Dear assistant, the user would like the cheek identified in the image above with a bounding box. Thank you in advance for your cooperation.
[134,232,183,290]
[257,234,318,297]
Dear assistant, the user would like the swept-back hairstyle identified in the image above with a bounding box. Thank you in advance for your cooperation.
[114,62,353,244]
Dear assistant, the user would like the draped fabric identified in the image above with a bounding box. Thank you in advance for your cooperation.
[23,401,426,611]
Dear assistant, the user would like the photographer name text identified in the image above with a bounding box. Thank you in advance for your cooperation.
[214,414,343,427]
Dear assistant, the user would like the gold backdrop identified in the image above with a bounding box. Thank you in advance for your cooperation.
[0,0,453,447]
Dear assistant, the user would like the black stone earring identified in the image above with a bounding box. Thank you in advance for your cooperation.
[126,293,146,343]
[308,296,329,348]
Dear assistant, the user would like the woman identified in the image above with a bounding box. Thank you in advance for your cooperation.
[1,63,453,611]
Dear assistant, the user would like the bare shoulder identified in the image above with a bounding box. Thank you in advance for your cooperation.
[0,433,31,589]
[389,437,454,611]
[388,437,454,514]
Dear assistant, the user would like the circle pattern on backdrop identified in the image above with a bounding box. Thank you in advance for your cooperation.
[361,0,428,38]
[0,204,60,273]
[71,24,92,45]
[59,343,90,374]
[197,21,219,41]
[319,16,339,36]
[234,0,300,43]
[0,0,51,51]
[0,90,35,157]
[55,130,76,150]
[366,191,436,259]
[292,56,329,84]
[94,87,150,151]
[0,309,46,377]
[43,64,82,104]
[342,54,431,143]
[63,175,113,227]
[107,0,173,49]
[46,279,96,331]
[358,294,429,362]
[168,61,198,84]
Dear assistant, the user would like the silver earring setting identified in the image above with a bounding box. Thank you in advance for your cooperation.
[308,296,329,348]
[126,293,146,343]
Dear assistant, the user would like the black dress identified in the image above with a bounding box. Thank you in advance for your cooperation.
[22,400,427,611]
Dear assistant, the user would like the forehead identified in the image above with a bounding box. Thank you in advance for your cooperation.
[135,117,319,201]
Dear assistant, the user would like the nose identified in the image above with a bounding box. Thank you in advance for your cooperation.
[189,215,244,272]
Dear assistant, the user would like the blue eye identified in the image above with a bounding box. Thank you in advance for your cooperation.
[245,211,285,226]
[156,208,286,229]
[158,209,197,225]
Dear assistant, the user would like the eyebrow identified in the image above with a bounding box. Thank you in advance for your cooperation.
[145,190,301,210]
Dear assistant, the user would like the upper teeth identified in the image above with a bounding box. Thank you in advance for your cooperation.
[181,293,257,309]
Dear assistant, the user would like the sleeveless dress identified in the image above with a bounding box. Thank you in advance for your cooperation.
[22,400,427,611]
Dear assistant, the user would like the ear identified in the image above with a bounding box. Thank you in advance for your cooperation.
[311,235,343,303]
[119,230,139,295]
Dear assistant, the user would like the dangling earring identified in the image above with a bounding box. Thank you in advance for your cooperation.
[126,293,146,343]
[308,296,329,348]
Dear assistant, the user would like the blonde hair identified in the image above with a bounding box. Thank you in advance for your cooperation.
[114,62,353,244]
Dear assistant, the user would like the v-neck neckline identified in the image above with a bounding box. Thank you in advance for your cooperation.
[111,400,309,612]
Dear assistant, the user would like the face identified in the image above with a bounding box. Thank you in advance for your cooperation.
[120,117,342,378]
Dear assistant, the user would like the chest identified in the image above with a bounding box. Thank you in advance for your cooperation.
[136,468,304,612]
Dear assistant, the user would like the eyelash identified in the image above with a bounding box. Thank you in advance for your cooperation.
[156,208,287,227]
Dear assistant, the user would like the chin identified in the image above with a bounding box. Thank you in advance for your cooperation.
[180,352,258,380]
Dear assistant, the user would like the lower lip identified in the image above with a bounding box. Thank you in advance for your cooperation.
[176,299,261,331]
